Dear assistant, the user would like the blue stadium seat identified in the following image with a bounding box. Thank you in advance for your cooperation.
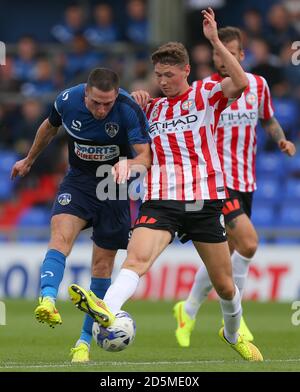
[254,177,281,202]
[283,179,300,201]
[274,238,300,245]
[0,151,19,173]
[278,203,300,227]
[285,154,300,175]
[0,176,14,200]
[251,202,275,227]
[272,97,298,131]
[18,207,51,227]
[256,153,285,178]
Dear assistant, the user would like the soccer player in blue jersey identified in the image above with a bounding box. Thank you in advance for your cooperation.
[11,67,151,362]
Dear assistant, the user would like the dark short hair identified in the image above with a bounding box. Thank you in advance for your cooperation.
[218,27,243,50]
[87,68,120,91]
[151,42,189,66]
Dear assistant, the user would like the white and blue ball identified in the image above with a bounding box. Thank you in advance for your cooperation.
[92,311,136,352]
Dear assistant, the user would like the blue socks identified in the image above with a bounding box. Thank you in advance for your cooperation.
[78,277,111,346]
[40,249,66,299]
[40,249,111,347]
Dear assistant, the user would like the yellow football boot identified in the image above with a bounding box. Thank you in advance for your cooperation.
[70,343,90,363]
[173,301,195,347]
[34,297,62,328]
[219,327,263,361]
[68,284,115,327]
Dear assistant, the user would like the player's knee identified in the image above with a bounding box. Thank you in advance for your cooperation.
[215,280,235,300]
[237,237,258,258]
[123,255,151,277]
[92,255,114,276]
[91,260,113,278]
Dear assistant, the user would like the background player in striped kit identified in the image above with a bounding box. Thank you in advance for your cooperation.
[69,8,263,361]
[173,27,296,347]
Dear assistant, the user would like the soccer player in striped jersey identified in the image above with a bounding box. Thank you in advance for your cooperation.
[69,8,263,361]
[172,27,296,346]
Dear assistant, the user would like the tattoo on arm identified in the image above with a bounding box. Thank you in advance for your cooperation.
[226,217,238,230]
[260,116,286,143]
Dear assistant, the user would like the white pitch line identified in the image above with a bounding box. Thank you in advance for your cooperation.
[0,358,300,369]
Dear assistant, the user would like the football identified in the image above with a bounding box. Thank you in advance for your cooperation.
[92,311,136,352]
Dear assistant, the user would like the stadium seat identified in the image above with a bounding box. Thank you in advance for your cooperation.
[285,154,300,176]
[251,202,275,227]
[0,150,19,173]
[18,207,51,227]
[256,153,285,178]
[275,237,300,245]
[283,179,300,201]
[272,97,298,131]
[254,177,281,202]
[0,176,15,200]
[278,203,300,227]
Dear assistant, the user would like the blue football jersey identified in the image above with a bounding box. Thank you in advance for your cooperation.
[53,84,150,175]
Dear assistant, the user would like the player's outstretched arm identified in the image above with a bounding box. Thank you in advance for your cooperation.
[202,7,248,98]
[260,116,296,157]
[11,119,59,179]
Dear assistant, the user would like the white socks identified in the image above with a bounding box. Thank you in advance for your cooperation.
[103,268,140,314]
[184,266,213,319]
[185,268,242,343]
[232,250,252,297]
[184,250,252,321]
[219,285,242,344]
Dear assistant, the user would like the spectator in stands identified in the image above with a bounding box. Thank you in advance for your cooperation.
[266,3,298,55]
[10,99,65,182]
[250,38,284,89]
[237,30,256,71]
[0,55,19,92]
[0,105,16,148]
[12,36,38,84]
[279,41,300,99]
[130,75,160,99]
[242,8,265,39]
[189,42,213,81]
[283,0,300,33]
[21,57,57,97]
[51,3,87,44]
[123,0,150,80]
[61,35,103,83]
[13,99,46,156]
[84,3,119,46]
[124,0,149,44]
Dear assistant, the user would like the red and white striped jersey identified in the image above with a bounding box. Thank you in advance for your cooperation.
[204,72,274,192]
[144,81,229,201]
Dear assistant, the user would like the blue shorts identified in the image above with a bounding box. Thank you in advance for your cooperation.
[52,171,131,250]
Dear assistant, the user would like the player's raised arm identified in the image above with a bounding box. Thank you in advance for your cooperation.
[11,118,59,179]
[202,8,248,98]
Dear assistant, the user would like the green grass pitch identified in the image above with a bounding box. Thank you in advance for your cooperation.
[0,299,299,372]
